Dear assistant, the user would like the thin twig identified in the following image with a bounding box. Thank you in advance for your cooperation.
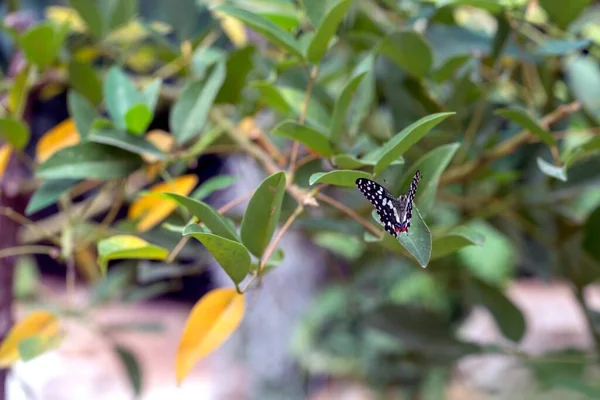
[0,245,59,259]
[0,206,61,246]
[259,204,304,272]
[316,192,381,237]
[289,65,319,174]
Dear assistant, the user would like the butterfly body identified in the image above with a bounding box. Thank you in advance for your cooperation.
[356,170,421,237]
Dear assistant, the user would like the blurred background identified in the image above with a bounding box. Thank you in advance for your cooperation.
[1,0,600,399]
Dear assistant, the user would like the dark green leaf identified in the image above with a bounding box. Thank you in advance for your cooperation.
[537,157,567,181]
[69,0,105,38]
[25,179,81,215]
[164,194,239,241]
[309,170,371,186]
[0,117,30,149]
[216,46,255,104]
[329,72,367,144]
[240,171,287,258]
[183,229,250,285]
[104,66,144,131]
[272,121,332,156]
[170,62,226,144]
[348,56,375,136]
[68,61,102,106]
[191,175,238,200]
[332,154,403,170]
[373,112,455,174]
[124,104,153,135]
[496,108,556,147]
[114,345,142,396]
[467,278,526,342]
[378,31,433,79]
[36,142,143,180]
[306,0,352,63]
[536,39,591,56]
[215,5,304,59]
[88,127,165,159]
[539,0,591,29]
[67,90,97,140]
[583,205,600,262]
[279,87,331,132]
[431,226,485,260]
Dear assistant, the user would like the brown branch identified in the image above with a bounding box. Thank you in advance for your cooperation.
[316,192,381,237]
[259,204,304,272]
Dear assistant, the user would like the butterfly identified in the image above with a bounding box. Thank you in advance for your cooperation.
[355,170,421,237]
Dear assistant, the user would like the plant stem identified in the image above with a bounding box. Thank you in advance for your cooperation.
[259,204,304,272]
[0,245,59,259]
[0,206,61,246]
[573,285,600,356]
[289,65,319,174]
[316,192,381,237]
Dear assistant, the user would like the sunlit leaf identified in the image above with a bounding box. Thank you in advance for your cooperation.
[19,22,68,68]
[309,170,371,186]
[565,56,600,123]
[176,288,244,384]
[0,117,30,150]
[124,103,153,135]
[97,235,169,275]
[0,145,13,180]
[272,121,332,157]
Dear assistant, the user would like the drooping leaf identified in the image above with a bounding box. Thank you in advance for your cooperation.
[309,170,371,186]
[496,108,556,147]
[183,230,250,285]
[25,179,81,215]
[272,121,332,156]
[431,226,485,260]
[378,30,433,79]
[240,171,287,258]
[97,235,169,275]
[175,288,245,384]
[329,72,367,144]
[306,0,353,63]
[0,117,30,150]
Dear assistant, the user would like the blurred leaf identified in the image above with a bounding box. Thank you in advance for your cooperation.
[437,0,504,13]
[565,56,600,123]
[26,179,80,215]
[250,248,284,274]
[69,0,105,38]
[536,39,591,56]
[539,0,591,29]
[36,142,143,180]
[170,62,226,144]
[0,310,60,367]
[309,170,371,186]
[396,142,460,216]
[279,87,331,132]
[373,112,455,174]
[18,333,63,362]
[68,61,103,106]
[329,72,367,144]
[68,90,97,139]
[176,288,244,384]
[272,121,332,156]
[537,157,567,181]
[332,154,403,170]
[88,127,165,159]
[142,78,162,112]
[183,231,250,285]
[0,145,11,180]
[458,220,515,285]
[124,104,153,135]
[431,54,470,83]
[191,175,238,200]
[306,0,352,63]
[421,368,449,400]
[583,205,600,262]
[97,235,169,275]
[104,66,145,132]
[301,0,328,27]
[496,108,556,147]
[240,171,287,258]
[390,271,448,312]
[108,0,137,31]
[348,56,375,136]
[313,232,365,260]
[114,345,142,396]
[128,175,198,232]
[167,194,239,241]
[468,278,526,342]
[90,265,134,305]
[19,22,68,68]
[431,226,485,260]
[13,256,40,300]
[36,119,80,163]
[215,5,304,59]
[378,31,433,79]
[251,81,293,114]
[0,117,30,150]
[216,46,255,104]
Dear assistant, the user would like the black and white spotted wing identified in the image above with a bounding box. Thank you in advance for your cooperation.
[355,170,421,237]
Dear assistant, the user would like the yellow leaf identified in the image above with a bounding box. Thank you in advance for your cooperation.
[45,6,86,33]
[36,119,80,163]
[0,144,13,179]
[213,11,247,48]
[176,288,244,384]
[0,310,60,367]
[144,130,175,162]
[128,174,198,232]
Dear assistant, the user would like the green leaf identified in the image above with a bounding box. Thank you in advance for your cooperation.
[18,334,64,362]
[124,104,153,135]
[240,171,287,258]
[536,39,591,56]
[183,229,250,285]
[272,121,332,156]
[373,112,455,174]
[251,81,293,114]
[496,108,556,147]
[164,193,239,242]
[431,226,485,260]
[142,78,162,113]
[467,278,526,342]
[306,0,352,63]
[25,179,81,215]
[527,350,598,395]
[537,157,567,181]
[309,170,371,186]
[0,117,30,150]
[301,0,328,27]
[69,0,105,38]
[539,0,591,29]
[97,235,169,276]
[19,22,68,68]
[396,143,460,216]
[191,175,238,200]
[368,206,432,268]
[431,54,470,83]
[216,46,255,104]
[329,72,367,144]
[104,66,144,131]
[437,0,504,13]
[108,0,137,31]
[313,232,365,260]
[67,90,97,140]
[215,5,304,59]
[36,142,143,180]
[170,62,226,144]
[378,31,433,79]
[68,61,102,106]
[583,205,600,263]
[565,56,600,123]
[114,345,142,397]
[88,127,165,159]
[279,87,330,132]
[332,154,403,170]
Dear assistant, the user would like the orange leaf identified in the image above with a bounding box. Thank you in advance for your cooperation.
[128,174,198,232]
[36,118,80,163]
[0,310,60,367]
[0,144,13,179]
[175,288,245,384]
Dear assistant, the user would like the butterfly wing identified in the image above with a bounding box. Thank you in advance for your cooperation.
[397,170,422,231]
[356,178,404,237]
